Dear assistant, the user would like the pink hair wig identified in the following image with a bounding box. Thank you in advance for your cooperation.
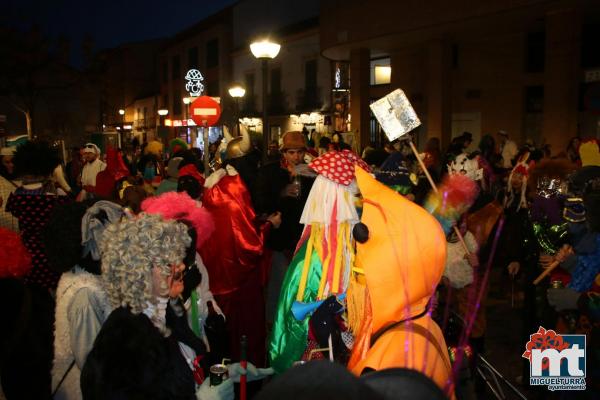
[141,191,214,248]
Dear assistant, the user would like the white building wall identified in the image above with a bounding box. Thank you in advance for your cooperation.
[231,10,332,136]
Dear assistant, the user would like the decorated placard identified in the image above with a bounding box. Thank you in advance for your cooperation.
[369,89,421,141]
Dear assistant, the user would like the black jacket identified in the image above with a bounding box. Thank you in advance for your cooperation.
[81,307,196,400]
[254,162,315,252]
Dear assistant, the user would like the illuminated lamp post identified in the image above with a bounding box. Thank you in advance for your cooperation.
[183,97,193,146]
[228,84,246,136]
[250,38,280,163]
[158,108,169,119]
[118,109,125,146]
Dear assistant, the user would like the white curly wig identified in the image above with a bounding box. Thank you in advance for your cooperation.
[100,213,191,316]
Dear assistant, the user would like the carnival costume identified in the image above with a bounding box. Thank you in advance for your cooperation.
[6,141,70,289]
[348,167,454,398]
[141,191,224,354]
[198,127,272,366]
[45,201,123,400]
[268,150,368,373]
[94,146,130,199]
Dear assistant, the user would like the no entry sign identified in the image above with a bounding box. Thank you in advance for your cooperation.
[190,96,222,126]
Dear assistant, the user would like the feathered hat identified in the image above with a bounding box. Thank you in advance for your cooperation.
[141,191,214,249]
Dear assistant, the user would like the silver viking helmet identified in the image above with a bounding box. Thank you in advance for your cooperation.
[224,124,252,160]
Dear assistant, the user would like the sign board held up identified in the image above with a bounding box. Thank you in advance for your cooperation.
[369,89,421,141]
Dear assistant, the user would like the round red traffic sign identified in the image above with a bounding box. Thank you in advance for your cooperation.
[190,96,222,126]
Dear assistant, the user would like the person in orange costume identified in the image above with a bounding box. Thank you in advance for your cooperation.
[349,167,455,399]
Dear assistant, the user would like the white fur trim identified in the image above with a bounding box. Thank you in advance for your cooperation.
[52,267,111,400]
[444,232,478,289]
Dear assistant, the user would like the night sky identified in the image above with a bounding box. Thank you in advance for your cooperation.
[2,0,237,65]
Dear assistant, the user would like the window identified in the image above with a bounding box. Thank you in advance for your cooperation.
[270,67,281,94]
[525,32,545,73]
[172,55,181,79]
[581,24,600,68]
[206,39,219,68]
[245,73,255,97]
[302,59,319,109]
[188,47,198,69]
[206,80,220,97]
[243,72,255,112]
[269,68,283,113]
[370,57,391,85]
[452,44,459,69]
[173,89,182,116]
[305,60,317,91]
[525,86,544,113]
[523,86,544,146]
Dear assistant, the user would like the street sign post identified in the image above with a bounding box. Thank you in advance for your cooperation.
[190,96,222,174]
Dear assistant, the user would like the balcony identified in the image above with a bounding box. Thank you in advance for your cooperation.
[296,87,322,113]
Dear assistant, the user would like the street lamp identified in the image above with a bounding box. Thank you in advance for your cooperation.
[118,109,125,147]
[228,84,246,136]
[183,97,192,122]
[158,109,169,127]
[250,38,280,163]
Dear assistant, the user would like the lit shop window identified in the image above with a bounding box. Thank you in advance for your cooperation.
[370,57,391,85]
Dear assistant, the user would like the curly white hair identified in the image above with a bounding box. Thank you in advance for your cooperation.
[100,213,191,315]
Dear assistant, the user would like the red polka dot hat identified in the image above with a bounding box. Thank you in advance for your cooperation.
[308,149,370,186]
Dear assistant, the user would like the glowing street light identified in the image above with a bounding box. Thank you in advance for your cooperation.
[250,40,281,59]
[228,85,246,99]
[229,84,246,136]
[250,38,280,163]
[157,109,169,128]
[118,109,125,115]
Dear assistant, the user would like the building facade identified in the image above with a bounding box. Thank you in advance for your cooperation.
[320,0,600,154]
[229,0,333,145]
[157,9,233,146]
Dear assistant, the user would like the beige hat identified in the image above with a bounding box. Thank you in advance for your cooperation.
[281,131,306,151]
[82,143,101,154]
[0,147,16,157]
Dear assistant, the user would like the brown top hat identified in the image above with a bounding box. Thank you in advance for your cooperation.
[281,131,307,151]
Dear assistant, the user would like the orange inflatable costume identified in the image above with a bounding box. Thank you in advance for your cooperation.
[349,167,455,398]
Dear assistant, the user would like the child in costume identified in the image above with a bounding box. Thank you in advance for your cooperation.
[348,167,455,399]
[268,150,369,373]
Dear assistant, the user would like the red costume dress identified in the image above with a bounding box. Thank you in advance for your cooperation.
[198,166,271,366]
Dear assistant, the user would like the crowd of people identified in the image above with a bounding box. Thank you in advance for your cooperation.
[0,126,598,400]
